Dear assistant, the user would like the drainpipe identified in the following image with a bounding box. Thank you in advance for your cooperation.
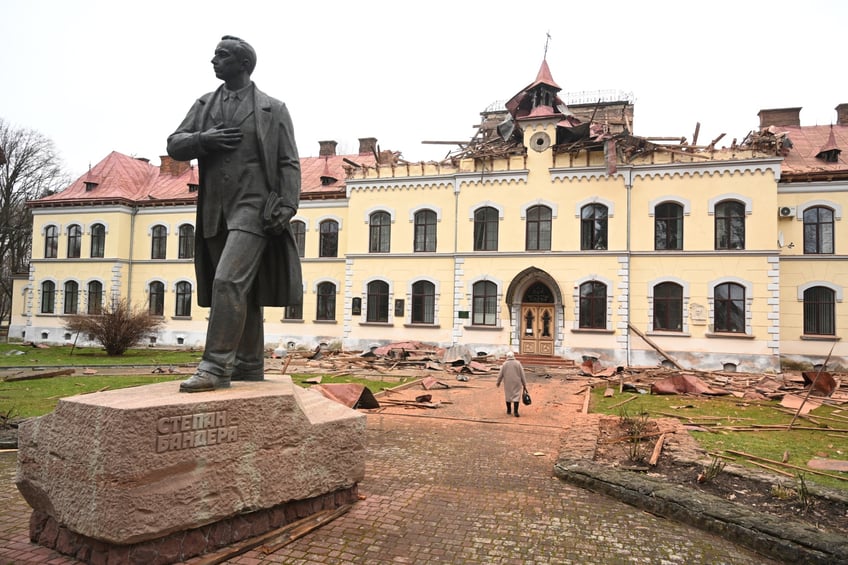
[452,177,460,346]
[625,168,632,367]
[126,205,138,306]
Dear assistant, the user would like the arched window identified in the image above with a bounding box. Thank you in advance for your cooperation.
[714,282,745,333]
[803,286,835,336]
[369,211,391,253]
[654,202,683,250]
[44,225,58,258]
[414,209,437,252]
[526,205,552,251]
[291,220,306,258]
[87,281,103,315]
[316,282,336,321]
[411,280,436,324]
[473,207,499,251]
[148,281,165,316]
[803,206,834,254]
[175,281,192,317]
[178,224,195,259]
[319,220,338,257]
[653,282,683,331]
[579,281,607,329]
[63,281,79,314]
[41,281,56,314]
[67,225,82,258]
[90,223,106,258]
[472,281,497,326]
[715,201,745,250]
[151,225,167,259]
[580,204,608,250]
[366,280,389,322]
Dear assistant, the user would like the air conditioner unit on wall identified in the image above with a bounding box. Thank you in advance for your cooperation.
[778,206,796,218]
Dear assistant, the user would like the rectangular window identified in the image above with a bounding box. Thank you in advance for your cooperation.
[472,281,497,326]
[90,224,105,258]
[284,304,303,320]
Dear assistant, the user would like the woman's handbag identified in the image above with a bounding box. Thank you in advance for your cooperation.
[522,387,532,406]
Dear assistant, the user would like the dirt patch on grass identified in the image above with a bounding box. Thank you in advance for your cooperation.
[594,416,848,538]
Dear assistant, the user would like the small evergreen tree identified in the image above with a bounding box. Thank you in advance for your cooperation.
[63,299,164,356]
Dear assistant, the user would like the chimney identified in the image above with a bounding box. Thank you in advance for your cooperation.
[159,155,191,176]
[836,103,848,126]
[318,140,337,156]
[758,107,802,128]
[358,137,378,156]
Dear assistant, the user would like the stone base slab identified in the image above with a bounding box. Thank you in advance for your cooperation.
[29,485,358,564]
[16,375,366,546]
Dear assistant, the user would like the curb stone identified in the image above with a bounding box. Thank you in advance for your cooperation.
[555,457,848,564]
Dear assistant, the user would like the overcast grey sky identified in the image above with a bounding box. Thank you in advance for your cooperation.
[2,0,846,179]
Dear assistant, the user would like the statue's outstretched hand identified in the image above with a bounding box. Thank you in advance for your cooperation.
[200,124,243,152]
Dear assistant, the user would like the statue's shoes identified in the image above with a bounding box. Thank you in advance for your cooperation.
[179,370,231,393]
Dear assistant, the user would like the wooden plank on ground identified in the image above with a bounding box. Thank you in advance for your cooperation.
[3,368,75,382]
[649,433,667,466]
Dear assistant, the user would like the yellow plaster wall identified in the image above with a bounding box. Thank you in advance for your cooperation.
[630,170,778,252]
[346,182,456,254]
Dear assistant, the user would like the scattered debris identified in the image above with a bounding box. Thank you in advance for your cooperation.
[807,458,848,472]
[726,450,848,483]
[650,374,731,396]
[781,393,822,415]
[378,398,443,409]
[649,433,667,467]
[801,371,837,397]
[421,377,450,390]
[193,505,351,564]
[2,368,75,382]
[311,384,380,409]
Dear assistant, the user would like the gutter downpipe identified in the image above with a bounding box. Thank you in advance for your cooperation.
[452,176,460,347]
[625,168,632,367]
[126,204,138,307]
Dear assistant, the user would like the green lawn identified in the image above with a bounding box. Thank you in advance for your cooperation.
[592,388,848,491]
[0,338,409,420]
[0,343,202,367]
[0,374,185,418]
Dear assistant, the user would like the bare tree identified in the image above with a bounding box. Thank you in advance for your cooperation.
[0,119,69,323]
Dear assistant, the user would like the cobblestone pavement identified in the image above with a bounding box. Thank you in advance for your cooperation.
[0,373,777,564]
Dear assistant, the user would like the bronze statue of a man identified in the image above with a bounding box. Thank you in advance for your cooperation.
[167,35,302,392]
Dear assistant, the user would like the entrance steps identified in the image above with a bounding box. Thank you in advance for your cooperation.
[514,354,576,368]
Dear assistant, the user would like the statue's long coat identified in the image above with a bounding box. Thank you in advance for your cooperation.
[167,84,302,307]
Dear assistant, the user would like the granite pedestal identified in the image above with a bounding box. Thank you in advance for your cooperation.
[15,375,365,563]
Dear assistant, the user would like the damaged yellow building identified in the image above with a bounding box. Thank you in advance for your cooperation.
[11,59,848,372]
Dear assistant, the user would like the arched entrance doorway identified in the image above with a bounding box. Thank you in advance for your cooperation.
[519,282,555,355]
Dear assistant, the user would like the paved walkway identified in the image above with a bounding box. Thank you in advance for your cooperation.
[0,372,777,564]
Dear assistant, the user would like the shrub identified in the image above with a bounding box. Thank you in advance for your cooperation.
[62,299,164,356]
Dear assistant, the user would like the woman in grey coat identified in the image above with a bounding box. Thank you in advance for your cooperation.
[496,351,527,417]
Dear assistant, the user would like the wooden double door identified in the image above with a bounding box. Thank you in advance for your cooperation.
[520,303,555,355]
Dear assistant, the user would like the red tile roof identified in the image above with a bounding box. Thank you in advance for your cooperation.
[34,151,198,207]
[299,152,379,198]
[778,124,848,179]
[32,148,381,207]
